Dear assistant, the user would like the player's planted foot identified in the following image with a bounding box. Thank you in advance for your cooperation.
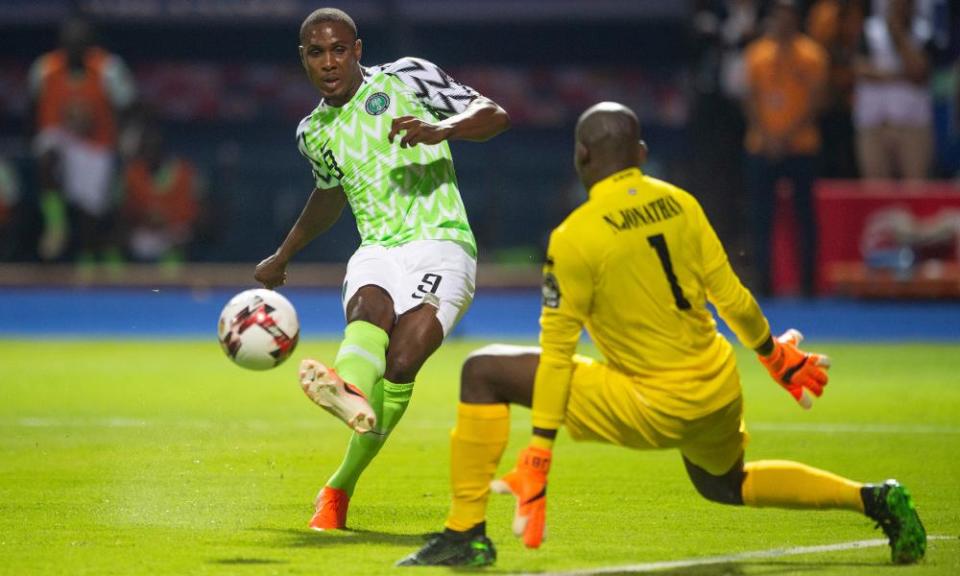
[299,359,376,434]
[309,486,349,531]
[862,479,926,564]
[396,528,496,567]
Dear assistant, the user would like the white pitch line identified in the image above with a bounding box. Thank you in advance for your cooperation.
[522,536,956,576]
[751,422,960,435]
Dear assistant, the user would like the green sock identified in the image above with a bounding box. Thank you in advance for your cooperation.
[333,321,389,397]
[326,378,415,496]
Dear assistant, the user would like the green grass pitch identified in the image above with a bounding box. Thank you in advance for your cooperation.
[1,339,958,575]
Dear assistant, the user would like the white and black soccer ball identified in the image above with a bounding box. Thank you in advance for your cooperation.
[218,289,300,370]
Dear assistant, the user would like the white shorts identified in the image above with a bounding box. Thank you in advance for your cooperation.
[34,128,115,217]
[342,240,477,336]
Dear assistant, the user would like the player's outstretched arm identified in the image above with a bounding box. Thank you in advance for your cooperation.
[692,200,831,408]
[254,186,347,289]
[436,96,510,142]
[756,329,831,409]
[388,97,510,148]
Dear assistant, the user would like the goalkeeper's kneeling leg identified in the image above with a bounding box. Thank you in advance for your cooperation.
[460,344,541,405]
[682,455,746,505]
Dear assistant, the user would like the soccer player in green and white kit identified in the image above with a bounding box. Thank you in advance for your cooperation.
[254,7,510,531]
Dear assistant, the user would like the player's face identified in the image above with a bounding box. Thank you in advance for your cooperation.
[299,22,363,107]
[61,20,92,65]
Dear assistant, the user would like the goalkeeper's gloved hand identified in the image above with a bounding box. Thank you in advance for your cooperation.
[758,329,830,409]
[490,446,551,549]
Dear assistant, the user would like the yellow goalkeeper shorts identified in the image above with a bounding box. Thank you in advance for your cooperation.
[564,357,749,476]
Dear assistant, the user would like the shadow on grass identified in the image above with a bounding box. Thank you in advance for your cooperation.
[209,557,288,566]
[251,526,427,549]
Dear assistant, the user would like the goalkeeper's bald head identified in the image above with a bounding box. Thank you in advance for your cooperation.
[574,102,647,189]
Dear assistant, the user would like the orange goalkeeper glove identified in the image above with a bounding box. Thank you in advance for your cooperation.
[758,329,830,409]
[490,446,551,549]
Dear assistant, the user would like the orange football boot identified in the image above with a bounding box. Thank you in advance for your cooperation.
[299,359,376,434]
[309,486,349,531]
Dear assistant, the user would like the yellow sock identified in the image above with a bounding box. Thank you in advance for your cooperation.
[742,460,864,512]
[530,435,555,451]
[444,403,510,532]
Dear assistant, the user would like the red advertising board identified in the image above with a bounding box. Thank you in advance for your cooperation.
[773,180,960,297]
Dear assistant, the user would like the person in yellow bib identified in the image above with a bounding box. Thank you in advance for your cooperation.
[398,102,926,568]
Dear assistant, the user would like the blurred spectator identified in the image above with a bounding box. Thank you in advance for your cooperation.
[929,0,960,177]
[807,0,865,178]
[28,16,137,264]
[718,0,764,102]
[743,0,828,297]
[854,0,934,179]
[120,122,202,263]
[0,157,21,260]
[688,0,763,246]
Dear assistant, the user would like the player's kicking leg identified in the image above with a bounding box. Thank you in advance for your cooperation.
[310,241,476,531]
[299,358,377,434]
[299,284,395,434]
[398,345,539,567]
[310,306,450,533]
[684,454,927,564]
[301,284,394,530]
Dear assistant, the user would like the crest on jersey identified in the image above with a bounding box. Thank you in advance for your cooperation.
[542,272,561,309]
[365,92,391,115]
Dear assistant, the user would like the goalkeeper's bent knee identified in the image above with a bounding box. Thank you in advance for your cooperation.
[683,456,745,505]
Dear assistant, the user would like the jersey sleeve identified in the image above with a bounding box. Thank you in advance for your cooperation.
[27,55,47,100]
[531,229,593,431]
[380,57,479,118]
[296,117,341,190]
[695,200,770,350]
[101,55,137,109]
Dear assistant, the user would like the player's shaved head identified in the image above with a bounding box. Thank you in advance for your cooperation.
[574,102,646,189]
[300,7,357,43]
[576,102,640,153]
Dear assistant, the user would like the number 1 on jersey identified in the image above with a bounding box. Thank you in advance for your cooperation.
[647,234,692,310]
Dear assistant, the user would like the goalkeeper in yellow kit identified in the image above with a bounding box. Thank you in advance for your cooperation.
[398,102,926,567]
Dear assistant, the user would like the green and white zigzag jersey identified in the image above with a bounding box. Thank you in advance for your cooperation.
[296,57,478,255]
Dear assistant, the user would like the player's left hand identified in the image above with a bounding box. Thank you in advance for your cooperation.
[491,446,551,549]
[254,253,288,289]
[758,329,830,409]
[388,116,453,148]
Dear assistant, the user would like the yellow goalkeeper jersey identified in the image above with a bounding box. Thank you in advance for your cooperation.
[532,168,772,428]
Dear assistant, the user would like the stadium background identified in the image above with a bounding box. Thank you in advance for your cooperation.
[1,1,958,292]
[0,0,957,330]
[0,0,694,266]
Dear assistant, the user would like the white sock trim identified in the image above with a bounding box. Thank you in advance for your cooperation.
[335,343,386,374]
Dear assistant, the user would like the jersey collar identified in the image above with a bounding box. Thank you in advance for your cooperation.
[588,167,645,200]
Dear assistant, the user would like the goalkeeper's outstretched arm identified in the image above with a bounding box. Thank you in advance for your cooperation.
[694,200,830,406]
